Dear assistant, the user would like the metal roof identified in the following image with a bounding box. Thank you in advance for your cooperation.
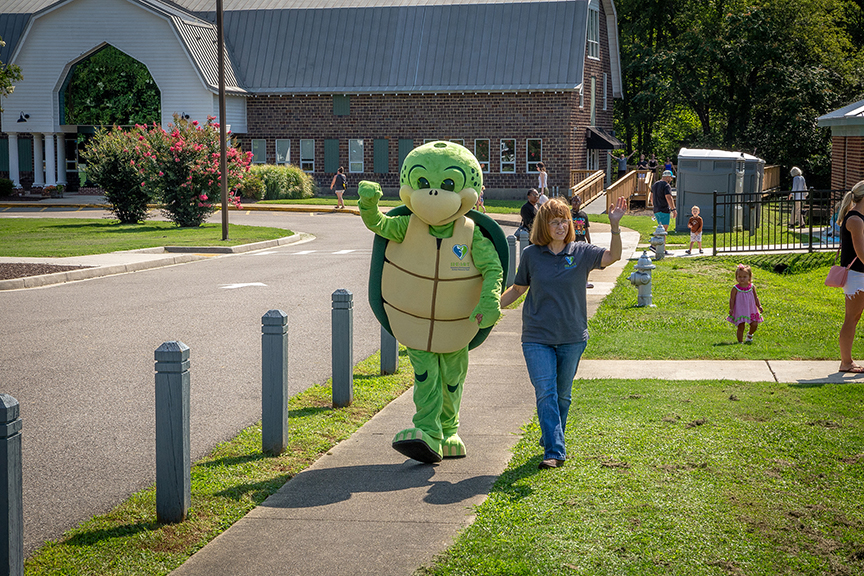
[1,0,607,94]
[216,1,588,93]
[817,99,864,127]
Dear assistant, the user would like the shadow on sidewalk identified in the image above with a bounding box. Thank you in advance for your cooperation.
[256,463,497,508]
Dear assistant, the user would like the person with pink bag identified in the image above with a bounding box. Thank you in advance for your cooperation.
[837,180,864,372]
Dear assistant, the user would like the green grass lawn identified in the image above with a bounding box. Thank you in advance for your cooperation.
[586,252,845,360]
[421,377,864,576]
[0,219,292,258]
[24,349,414,576]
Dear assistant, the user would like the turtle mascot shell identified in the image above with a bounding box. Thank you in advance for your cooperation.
[358,141,508,463]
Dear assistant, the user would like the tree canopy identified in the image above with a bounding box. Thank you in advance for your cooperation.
[0,36,24,112]
[63,45,160,127]
[615,0,864,187]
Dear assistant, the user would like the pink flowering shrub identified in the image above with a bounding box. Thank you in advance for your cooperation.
[138,114,251,227]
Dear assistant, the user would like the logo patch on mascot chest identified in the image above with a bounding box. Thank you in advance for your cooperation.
[450,243,470,271]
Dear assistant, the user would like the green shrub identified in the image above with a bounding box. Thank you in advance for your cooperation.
[250,164,316,200]
[238,172,265,201]
[0,178,13,197]
[80,127,153,224]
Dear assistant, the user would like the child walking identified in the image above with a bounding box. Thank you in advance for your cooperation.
[727,264,764,343]
[686,205,703,254]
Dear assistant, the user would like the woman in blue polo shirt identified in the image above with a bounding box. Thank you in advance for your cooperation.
[500,196,626,469]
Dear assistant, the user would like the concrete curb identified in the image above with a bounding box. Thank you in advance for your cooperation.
[0,232,311,291]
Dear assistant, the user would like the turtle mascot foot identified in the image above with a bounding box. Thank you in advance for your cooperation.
[358,141,507,464]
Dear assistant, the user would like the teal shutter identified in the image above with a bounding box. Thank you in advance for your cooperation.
[333,95,350,116]
[373,139,389,174]
[324,139,340,174]
[398,139,414,172]
[19,137,33,171]
[0,139,8,172]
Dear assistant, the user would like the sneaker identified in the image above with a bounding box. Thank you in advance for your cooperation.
[685,250,691,254]
[538,458,565,469]
[699,249,703,254]
[745,334,753,343]
[664,250,672,255]
[586,282,594,289]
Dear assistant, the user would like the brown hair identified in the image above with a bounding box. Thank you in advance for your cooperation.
[735,263,753,283]
[530,198,575,246]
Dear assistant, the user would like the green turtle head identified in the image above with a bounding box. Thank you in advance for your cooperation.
[399,141,482,226]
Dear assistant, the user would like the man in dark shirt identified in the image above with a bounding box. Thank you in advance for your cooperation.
[519,188,540,239]
[651,170,677,231]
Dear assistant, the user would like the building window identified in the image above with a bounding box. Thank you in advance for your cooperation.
[587,6,600,59]
[527,139,542,173]
[399,139,414,171]
[333,95,350,116]
[579,85,584,109]
[276,139,290,164]
[251,139,266,164]
[603,73,608,111]
[590,76,597,126]
[475,139,490,172]
[324,139,339,173]
[349,139,364,173]
[374,139,389,174]
[449,139,465,146]
[300,139,315,172]
[500,139,516,173]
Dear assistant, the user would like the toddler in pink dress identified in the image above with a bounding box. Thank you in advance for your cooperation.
[727,264,764,343]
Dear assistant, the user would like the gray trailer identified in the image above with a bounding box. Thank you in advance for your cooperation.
[674,148,765,233]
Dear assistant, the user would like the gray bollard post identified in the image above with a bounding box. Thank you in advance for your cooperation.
[518,231,529,257]
[1,394,23,576]
[381,325,399,375]
[262,310,289,456]
[506,234,517,287]
[332,289,354,408]
[155,341,190,524]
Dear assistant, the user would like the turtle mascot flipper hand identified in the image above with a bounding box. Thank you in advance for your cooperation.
[359,141,508,463]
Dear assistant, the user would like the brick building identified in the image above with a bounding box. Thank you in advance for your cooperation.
[1,0,624,196]
[818,100,864,191]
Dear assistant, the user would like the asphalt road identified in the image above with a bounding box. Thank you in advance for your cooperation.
[0,207,429,555]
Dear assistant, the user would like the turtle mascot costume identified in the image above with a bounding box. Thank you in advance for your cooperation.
[359,141,508,463]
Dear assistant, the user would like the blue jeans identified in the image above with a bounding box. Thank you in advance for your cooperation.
[522,341,587,460]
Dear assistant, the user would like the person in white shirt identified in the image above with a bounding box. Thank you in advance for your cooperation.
[537,162,549,198]
[788,166,807,227]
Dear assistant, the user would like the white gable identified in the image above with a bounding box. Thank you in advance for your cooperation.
[1,0,245,133]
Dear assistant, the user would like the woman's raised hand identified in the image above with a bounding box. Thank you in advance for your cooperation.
[609,196,627,227]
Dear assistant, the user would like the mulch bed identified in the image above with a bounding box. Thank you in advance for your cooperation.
[0,263,93,281]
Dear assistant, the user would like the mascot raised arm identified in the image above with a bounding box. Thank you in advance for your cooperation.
[359,141,508,463]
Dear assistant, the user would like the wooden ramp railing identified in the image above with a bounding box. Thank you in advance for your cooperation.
[569,170,605,206]
[570,170,599,189]
[605,171,644,214]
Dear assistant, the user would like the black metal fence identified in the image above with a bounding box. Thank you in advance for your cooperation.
[711,189,849,255]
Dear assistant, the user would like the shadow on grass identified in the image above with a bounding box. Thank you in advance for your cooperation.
[63,520,160,547]
[488,459,543,503]
[199,452,268,469]
[215,475,292,502]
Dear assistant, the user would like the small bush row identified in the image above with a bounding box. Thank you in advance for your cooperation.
[246,164,317,200]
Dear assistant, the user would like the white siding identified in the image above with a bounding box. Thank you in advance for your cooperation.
[1,0,213,134]
[212,94,248,134]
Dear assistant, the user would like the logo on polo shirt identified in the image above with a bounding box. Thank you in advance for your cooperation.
[564,255,576,269]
